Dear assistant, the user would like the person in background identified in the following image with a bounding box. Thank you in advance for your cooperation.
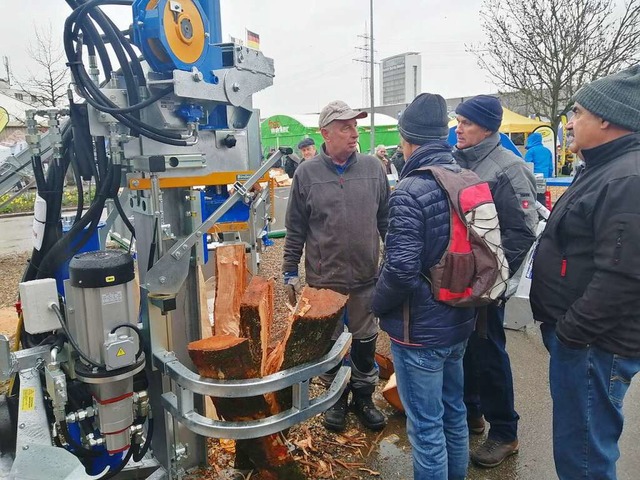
[453,94,538,468]
[525,132,553,178]
[373,93,475,480]
[390,143,406,174]
[282,100,390,433]
[530,65,640,480]
[375,144,393,174]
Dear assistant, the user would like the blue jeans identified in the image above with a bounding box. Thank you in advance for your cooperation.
[463,303,519,442]
[391,340,468,480]
[540,323,640,480]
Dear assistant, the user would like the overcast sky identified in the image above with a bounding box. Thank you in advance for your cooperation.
[0,0,496,116]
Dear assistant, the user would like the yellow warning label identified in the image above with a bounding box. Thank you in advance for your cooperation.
[21,388,35,411]
[116,348,126,357]
[105,275,116,283]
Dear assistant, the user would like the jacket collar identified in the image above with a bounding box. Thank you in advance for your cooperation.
[581,133,640,168]
[320,144,358,170]
[453,132,501,163]
[402,140,459,179]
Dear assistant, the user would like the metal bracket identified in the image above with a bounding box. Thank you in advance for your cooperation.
[145,149,286,295]
[155,332,351,439]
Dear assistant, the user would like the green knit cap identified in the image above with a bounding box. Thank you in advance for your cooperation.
[574,65,640,132]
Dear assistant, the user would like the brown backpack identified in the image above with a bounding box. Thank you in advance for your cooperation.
[413,166,509,307]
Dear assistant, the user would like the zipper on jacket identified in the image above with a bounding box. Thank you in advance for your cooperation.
[560,254,567,277]
[339,176,344,189]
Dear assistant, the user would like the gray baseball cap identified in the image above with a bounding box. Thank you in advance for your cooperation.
[319,100,367,128]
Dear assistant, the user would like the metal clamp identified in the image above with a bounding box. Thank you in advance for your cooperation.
[155,332,351,439]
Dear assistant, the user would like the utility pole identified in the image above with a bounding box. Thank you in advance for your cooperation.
[369,0,375,154]
[354,2,376,153]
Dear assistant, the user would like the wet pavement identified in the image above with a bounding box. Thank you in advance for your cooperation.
[366,325,640,479]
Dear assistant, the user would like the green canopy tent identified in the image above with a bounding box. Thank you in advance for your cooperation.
[260,113,400,156]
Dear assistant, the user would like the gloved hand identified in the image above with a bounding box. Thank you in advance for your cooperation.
[283,271,302,306]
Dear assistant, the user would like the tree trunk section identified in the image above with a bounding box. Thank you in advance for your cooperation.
[239,276,274,377]
[213,244,248,337]
[265,287,348,413]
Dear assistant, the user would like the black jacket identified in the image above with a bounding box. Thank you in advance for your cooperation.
[530,134,640,356]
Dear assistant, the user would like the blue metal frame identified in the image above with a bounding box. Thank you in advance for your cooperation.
[132,0,223,83]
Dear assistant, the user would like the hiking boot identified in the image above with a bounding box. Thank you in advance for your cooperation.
[468,415,486,435]
[323,389,350,432]
[350,392,387,431]
[471,438,519,467]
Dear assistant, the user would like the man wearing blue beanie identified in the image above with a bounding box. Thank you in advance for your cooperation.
[453,95,538,467]
[531,65,640,480]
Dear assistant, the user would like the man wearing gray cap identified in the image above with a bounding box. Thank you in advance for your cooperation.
[282,100,390,432]
[531,65,640,480]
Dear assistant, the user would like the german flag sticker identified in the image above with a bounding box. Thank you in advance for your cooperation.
[105,275,116,283]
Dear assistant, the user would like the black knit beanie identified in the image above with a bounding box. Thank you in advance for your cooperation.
[455,95,503,132]
[574,65,640,132]
[398,93,449,144]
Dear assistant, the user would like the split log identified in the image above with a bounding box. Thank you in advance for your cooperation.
[189,281,348,479]
[188,335,304,478]
[239,277,274,377]
[382,373,404,412]
[213,244,248,337]
[265,287,348,413]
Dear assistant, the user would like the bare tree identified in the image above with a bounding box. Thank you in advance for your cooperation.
[17,24,69,108]
[470,0,640,126]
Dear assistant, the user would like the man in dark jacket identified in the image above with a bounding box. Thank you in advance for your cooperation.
[282,100,390,433]
[284,137,317,178]
[525,132,553,178]
[372,93,475,480]
[453,95,538,467]
[530,65,640,480]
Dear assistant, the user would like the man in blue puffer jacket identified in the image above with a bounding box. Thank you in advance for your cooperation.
[372,93,475,480]
[525,132,554,177]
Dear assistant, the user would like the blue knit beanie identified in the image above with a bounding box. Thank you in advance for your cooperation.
[574,65,640,132]
[455,95,503,132]
[398,93,449,144]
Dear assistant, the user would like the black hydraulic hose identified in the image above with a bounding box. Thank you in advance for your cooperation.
[114,194,135,238]
[52,302,106,370]
[36,163,114,279]
[132,416,153,462]
[59,420,101,458]
[68,148,84,223]
[65,0,113,79]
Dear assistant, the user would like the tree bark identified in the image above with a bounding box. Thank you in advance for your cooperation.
[213,244,248,337]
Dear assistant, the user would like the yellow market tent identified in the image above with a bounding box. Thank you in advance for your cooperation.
[449,107,548,134]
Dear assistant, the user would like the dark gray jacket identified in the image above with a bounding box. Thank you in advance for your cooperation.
[453,133,537,274]
[283,146,390,290]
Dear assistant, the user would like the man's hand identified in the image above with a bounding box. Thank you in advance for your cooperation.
[283,272,302,306]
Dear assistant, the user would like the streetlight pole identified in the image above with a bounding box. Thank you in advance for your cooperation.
[369,0,375,154]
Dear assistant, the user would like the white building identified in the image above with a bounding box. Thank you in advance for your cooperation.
[380,52,422,106]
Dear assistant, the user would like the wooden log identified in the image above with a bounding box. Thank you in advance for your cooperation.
[213,244,248,337]
[188,335,305,478]
[239,276,274,377]
[265,287,348,413]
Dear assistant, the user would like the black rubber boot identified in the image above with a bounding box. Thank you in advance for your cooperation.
[351,390,387,431]
[323,388,350,432]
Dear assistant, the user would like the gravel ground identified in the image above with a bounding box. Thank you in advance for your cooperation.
[0,252,29,308]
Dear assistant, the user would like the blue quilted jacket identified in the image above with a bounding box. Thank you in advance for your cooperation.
[372,141,476,347]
